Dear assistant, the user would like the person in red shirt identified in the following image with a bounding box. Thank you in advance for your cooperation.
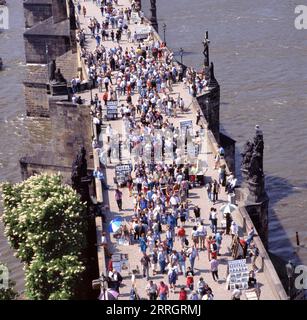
[185,266,194,290]
[177,226,186,248]
[179,287,187,300]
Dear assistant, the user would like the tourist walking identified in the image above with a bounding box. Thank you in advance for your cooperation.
[231,285,242,300]
[115,188,123,211]
[179,287,187,300]
[157,281,169,300]
[141,252,151,280]
[210,257,219,282]
[146,280,158,300]
[187,245,199,271]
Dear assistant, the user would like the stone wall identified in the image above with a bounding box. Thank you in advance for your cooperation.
[23,1,53,29]
[197,86,220,142]
[24,35,71,64]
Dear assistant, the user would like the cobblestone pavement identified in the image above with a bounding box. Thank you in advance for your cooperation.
[78,0,276,300]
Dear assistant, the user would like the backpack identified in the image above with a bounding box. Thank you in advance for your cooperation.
[184,238,189,246]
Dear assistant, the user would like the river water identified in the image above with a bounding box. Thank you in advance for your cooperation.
[0,0,306,292]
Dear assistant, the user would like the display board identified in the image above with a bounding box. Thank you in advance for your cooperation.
[111,254,129,273]
[115,163,132,186]
[135,26,152,41]
[228,259,249,290]
[180,119,193,131]
[131,12,141,24]
[106,100,118,119]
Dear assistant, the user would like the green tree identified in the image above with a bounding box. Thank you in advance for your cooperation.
[25,255,85,300]
[1,173,88,299]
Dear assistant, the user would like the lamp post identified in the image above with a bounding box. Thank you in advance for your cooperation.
[286,260,294,300]
[163,23,167,44]
[202,31,210,67]
[179,47,184,64]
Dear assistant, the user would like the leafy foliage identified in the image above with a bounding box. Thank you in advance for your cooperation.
[1,173,88,300]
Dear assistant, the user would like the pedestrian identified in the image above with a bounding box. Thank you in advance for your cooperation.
[185,266,194,290]
[115,188,123,211]
[225,212,232,235]
[197,222,207,250]
[193,205,201,222]
[129,286,140,300]
[215,232,223,255]
[179,287,187,300]
[249,242,260,271]
[205,181,212,202]
[210,257,219,282]
[178,249,187,275]
[231,284,242,300]
[196,109,201,126]
[82,5,86,18]
[177,225,186,248]
[189,291,199,300]
[197,277,206,297]
[246,226,256,247]
[158,248,167,274]
[168,266,177,292]
[186,245,199,271]
[140,252,151,280]
[108,269,123,293]
[212,180,220,204]
[146,280,158,300]
[139,233,147,254]
[157,281,169,300]
[106,143,112,164]
[231,221,239,239]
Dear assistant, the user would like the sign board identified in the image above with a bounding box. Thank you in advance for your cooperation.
[228,259,249,290]
[135,26,152,41]
[131,11,141,24]
[106,100,118,119]
[115,163,132,186]
[180,119,193,131]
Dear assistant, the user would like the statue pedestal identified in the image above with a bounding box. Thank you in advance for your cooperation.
[247,179,265,203]
[49,83,68,96]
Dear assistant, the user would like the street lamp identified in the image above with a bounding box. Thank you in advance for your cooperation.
[179,47,184,64]
[286,260,294,299]
[163,23,167,44]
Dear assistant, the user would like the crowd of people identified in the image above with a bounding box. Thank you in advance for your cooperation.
[76,0,260,300]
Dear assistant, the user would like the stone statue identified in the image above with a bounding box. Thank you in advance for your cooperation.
[241,140,254,169]
[203,32,209,67]
[54,68,67,84]
[71,147,89,202]
[48,59,56,82]
[241,126,264,183]
[249,151,264,183]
